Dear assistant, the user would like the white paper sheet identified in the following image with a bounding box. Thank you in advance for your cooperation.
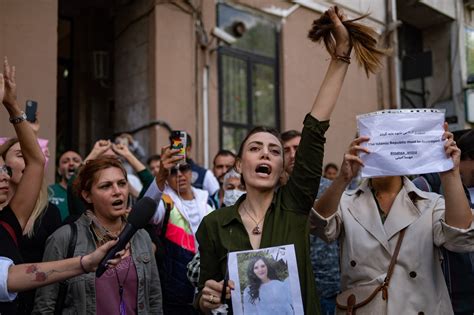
[228,244,303,315]
[357,109,453,178]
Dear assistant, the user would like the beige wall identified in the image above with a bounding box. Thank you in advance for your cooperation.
[152,3,198,158]
[280,5,387,167]
[150,0,390,168]
[0,0,58,183]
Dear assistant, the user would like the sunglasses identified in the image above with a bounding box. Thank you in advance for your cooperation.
[170,164,192,175]
[0,165,12,178]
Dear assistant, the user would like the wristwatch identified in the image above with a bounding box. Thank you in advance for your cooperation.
[9,111,27,124]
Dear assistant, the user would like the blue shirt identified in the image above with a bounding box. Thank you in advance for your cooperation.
[310,177,340,298]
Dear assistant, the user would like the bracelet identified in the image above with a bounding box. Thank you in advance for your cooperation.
[9,111,27,124]
[79,256,89,274]
[334,54,351,64]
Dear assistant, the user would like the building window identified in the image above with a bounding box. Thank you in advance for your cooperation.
[466,26,474,81]
[217,3,279,152]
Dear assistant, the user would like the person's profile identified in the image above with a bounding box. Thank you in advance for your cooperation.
[228,245,303,315]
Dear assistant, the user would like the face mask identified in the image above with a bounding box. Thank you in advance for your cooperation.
[223,189,245,206]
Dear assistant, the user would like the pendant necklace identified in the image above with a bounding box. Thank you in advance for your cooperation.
[114,254,132,315]
[242,202,265,235]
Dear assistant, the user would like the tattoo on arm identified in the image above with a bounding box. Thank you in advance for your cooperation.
[25,264,60,282]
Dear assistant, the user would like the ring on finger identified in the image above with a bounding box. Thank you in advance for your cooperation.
[208,294,215,304]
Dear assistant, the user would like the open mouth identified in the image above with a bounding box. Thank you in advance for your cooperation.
[111,199,124,208]
[255,164,272,176]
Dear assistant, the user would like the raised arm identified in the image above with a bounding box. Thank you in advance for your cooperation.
[1,57,45,229]
[314,137,369,217]
[440,126,472,229]
[282,8,352,212]
[84,139,112,162]
[112,143,146,173]
[310,7,351,121]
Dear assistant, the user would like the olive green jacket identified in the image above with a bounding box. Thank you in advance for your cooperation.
[196,114,329,315]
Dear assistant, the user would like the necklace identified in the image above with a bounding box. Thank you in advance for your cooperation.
[242,202,265,235]
[114,255,132,315]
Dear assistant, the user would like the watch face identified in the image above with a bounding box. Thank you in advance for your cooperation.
[9,112,27,124]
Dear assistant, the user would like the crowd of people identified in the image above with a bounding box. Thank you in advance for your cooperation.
[0,6,473,315]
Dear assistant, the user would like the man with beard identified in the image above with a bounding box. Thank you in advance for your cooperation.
[48,151,82,221]
[210,150,236,208]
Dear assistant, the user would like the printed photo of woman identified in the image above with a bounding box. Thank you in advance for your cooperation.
[242,256,293,315]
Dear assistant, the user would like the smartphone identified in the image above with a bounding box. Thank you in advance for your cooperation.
[25,100,38,123]
[170,130,187,165]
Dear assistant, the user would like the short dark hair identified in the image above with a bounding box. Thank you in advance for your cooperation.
[458,130,474,161]
[213,150,236,165]
[324,163,338,173]
[186,133,192,148]
[147,154,161,165]
[281,130,301,143]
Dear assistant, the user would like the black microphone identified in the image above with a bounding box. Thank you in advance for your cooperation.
[95,197,157,277]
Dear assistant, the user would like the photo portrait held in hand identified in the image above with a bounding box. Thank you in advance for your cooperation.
[197,6,389,315]
[227,245,303,315]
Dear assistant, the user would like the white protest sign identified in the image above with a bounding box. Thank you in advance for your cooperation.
[357,109,453,178]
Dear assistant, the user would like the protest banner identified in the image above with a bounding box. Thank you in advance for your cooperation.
[228,244,303,315]
[357,109,453,178]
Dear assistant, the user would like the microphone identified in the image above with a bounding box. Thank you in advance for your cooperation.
[95,197,157,277]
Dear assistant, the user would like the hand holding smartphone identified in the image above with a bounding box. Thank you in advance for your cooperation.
[170,130,187,165]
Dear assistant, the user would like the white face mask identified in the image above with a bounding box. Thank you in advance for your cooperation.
[223,189,245,206]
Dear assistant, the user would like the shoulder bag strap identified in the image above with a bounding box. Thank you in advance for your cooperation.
[337,227,407,312]
[54,223,77,315]
[0,220,18,247]
[384,228,406,286]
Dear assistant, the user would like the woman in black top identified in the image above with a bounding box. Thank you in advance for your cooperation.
[0,58,46,314]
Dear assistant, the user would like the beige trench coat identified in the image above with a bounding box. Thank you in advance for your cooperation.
[310,177,474,315]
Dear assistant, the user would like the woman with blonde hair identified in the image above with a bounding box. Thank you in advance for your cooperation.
[0,57,46,313]
[1,137,62,314]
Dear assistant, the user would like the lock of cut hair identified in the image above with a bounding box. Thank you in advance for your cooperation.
[308,6,390,77]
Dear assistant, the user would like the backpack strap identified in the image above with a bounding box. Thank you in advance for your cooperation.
[54,222,77,315]
[0,220,18,247]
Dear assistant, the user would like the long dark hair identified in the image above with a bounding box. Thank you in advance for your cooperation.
[246,256,279,304]
[307,6,390,77]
